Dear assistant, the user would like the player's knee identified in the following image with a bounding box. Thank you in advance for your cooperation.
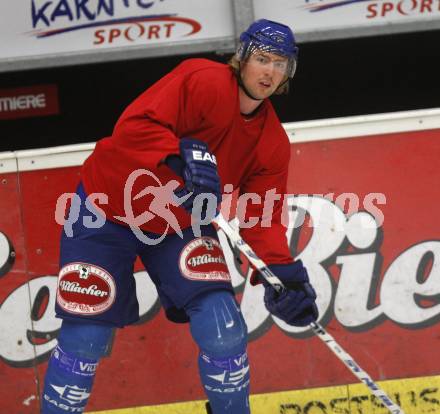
[187,290,247,357]
[57,319,114,360]
[41,320,113,413]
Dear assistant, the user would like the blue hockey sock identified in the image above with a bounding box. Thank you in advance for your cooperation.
[199,350,250,413]
[186,290,250,414]
[41,320,113,413]
[41,345,98,413]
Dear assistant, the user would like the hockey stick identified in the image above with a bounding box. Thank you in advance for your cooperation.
[213,213,405,414]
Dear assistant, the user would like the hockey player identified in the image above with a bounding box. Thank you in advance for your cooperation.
[41,19,318,414]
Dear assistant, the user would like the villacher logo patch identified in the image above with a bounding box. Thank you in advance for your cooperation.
[179,237,230,282]
[57,262,116,315]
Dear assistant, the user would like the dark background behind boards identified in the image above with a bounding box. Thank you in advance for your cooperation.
[0,29,438,152]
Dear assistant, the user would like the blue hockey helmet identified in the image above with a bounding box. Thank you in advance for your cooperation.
[237,19,298,78]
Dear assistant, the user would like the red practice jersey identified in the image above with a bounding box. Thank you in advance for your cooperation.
[82,58,293,265]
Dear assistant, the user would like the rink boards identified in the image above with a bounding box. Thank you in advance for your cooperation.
[1,109,440,413]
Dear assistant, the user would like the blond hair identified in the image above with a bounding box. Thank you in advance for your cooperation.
[228,55,290,95]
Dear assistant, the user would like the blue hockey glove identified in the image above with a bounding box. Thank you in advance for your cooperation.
[262,261,319,327]
[165,138,221,214]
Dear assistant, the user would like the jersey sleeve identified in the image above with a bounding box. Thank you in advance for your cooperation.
[238,135,293,266]
[111,73,180,168]
[110,62,225,169]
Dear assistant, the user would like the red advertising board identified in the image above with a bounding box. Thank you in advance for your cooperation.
[0,85,59,120]
[0,126,439,413]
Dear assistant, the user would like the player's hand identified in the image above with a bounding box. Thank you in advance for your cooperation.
[262,261,318,327]
[165,137,221,214]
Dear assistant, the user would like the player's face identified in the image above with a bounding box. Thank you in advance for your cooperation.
[240,52,288,100]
